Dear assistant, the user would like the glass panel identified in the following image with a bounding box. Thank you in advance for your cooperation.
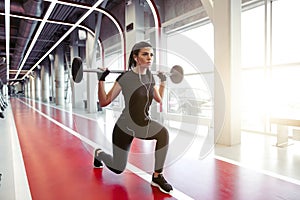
[181,23,214,61]
[103,52,123,109]
[167,30,213,118]
[241,69,267,132]
[269,65,300,136]
[241,5,265,68]
[270,65,300,119]
[272,0,300,64]
[167,86,212,117]
[168,90,181,114]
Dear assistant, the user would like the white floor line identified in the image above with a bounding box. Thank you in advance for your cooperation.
[18,98,194,200]
[25,98,104,122]
[8,103,32,200]
[214,155,300,186]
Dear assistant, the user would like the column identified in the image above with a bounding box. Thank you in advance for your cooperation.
[86,30,98,113]
[29,75,35,100]
[214,0,241,146]
[25,78,29,98]
[49,54,55,102]
[82,13,99,113]
[125,0,145,59]
[54,45,65,106]
[27,78,30,98]
[34,68,41,101]
[41,62,50,103]
[70,30,86,109]
[24,79,27,97]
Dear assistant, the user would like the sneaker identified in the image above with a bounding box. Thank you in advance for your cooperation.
[93,148,103,168]
[151,174,173,194]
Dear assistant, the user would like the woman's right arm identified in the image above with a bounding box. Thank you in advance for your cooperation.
[98,81,122,107]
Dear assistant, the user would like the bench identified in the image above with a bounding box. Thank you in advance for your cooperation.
[270,117,300,147]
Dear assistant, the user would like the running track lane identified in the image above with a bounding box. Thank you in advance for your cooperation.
[11,98,300,200]
[10,98,174,200]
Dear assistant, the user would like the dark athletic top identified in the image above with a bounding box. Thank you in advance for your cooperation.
[117,70,155,126]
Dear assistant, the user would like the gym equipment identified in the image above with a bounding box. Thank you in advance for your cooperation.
[71,57,184,84]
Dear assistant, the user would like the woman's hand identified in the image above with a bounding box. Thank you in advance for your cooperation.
[157,72,167,82]
[97,68,110,81]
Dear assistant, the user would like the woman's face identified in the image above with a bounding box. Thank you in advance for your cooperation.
[134,47,154,69]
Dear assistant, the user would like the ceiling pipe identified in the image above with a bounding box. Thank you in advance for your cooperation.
[0,1,24,14]
[10,0,43,70]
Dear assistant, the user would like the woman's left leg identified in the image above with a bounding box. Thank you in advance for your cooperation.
[146,121,169,173]
[146,121,173,193]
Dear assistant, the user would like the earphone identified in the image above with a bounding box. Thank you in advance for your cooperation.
[136,56,152,137]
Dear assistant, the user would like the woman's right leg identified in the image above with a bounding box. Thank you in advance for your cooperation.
[96,125,133,174]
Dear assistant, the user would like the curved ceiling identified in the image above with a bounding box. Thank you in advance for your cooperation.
[0,0,124,84]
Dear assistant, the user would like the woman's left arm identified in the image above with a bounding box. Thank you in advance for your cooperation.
[154,72,167,103]
[153,81,165,103]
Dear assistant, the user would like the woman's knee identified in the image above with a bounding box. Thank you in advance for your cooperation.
[108,164,127,174]
[154,127,169,150]
[161,127,169,142]
[110,154,128,174]
[110,168,124,174]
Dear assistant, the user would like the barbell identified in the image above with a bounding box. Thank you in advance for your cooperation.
[71,57,184,84]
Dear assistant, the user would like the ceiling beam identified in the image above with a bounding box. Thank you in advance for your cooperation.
[200,0,214,23]
[14,0,57,79]
[22,0,128,80]
[4,13,102,82]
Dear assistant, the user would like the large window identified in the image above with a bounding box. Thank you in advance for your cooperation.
[168,0,300,135]
[241,5,265,68]
[270,66,300,119]
[270,0,300,124]
[241,5,267,132]
[241,0,300,134]
[272,0,300,65]
[166,24,214,118]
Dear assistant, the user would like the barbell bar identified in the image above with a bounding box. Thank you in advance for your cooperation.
[71,57,184,84]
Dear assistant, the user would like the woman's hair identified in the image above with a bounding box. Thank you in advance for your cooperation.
[128,41,152,70]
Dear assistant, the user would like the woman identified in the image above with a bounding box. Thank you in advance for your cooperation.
[93,41,173,194]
